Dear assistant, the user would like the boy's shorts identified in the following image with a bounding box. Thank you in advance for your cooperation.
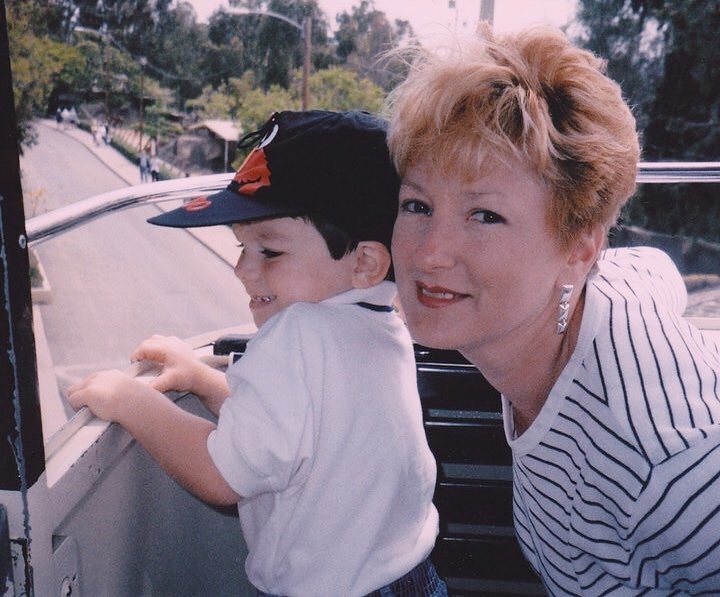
[255,557,448,597]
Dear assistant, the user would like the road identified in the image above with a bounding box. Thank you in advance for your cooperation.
[21,123,253,381]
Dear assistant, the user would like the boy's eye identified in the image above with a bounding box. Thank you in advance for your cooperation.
[261,248,283,258]
[470,209,505,224]
[399,199,432,215]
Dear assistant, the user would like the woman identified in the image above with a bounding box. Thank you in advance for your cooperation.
[387,25,720,594]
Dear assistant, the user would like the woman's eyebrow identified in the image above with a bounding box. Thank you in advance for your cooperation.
[400,176,423,188]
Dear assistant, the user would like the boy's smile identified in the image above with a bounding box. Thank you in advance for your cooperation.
[232,218,356,327]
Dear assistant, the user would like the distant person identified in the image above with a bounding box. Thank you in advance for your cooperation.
[386,24,720,594]
[96,122,107,145]
[60,107,70,130]
[90,119,100,145]
[103,123,112,145]
[69,110,445,596]
[55,107,62,128]
[139,151,150,183]
[149,155,160,182]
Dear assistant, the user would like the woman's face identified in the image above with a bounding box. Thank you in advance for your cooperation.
[392,154,575,358]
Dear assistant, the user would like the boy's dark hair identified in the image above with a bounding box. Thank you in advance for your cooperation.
[302,214,394,281]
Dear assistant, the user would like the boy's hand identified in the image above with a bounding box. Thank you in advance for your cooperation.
[67,369,148,422]
[131,335,201,394]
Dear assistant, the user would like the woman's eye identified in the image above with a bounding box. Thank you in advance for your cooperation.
[400,199,432,215]
[261,248,283,258]
[470,210,505,224]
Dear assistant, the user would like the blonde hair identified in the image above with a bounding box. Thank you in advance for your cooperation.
[386,25,640,248]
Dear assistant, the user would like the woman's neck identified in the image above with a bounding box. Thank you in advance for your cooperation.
[464,291,586,436]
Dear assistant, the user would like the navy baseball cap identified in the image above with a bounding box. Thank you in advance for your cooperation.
[147,110,400,249]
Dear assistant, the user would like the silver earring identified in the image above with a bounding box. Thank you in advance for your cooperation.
[556,284,574,334]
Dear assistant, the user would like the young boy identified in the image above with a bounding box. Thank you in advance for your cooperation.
[68,110,444,596]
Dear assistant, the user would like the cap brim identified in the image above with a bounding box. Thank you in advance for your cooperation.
[147,188,304,228]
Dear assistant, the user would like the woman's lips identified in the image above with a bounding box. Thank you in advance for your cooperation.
[415,282,468,308]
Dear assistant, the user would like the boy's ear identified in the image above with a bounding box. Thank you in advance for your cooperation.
[351,241,392,289]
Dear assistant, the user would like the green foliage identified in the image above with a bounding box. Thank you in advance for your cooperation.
[187,65,384,140]
[8,1,87,147]
[236,85,298,132]
[333,0,414,91]
[309,67,384,112]
[574,0,720,243]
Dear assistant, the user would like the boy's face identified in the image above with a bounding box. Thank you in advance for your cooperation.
[232,217,356,328]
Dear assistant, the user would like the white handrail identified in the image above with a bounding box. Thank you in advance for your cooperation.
[26,163,720,245]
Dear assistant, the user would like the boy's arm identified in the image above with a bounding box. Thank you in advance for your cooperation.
[132,335,230,416]
[67,369,239,505]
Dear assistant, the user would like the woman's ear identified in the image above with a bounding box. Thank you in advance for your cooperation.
[351,241,392,289]
[566,223,606,279]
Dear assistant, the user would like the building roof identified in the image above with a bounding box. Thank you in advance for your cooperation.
[189,119,242,142]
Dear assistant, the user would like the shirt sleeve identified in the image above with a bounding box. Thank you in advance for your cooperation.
[207,313,315,498]
[597,247,687,316]
[627,429,720,592]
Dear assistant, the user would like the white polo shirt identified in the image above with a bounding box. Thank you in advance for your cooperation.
[208,282,439,596]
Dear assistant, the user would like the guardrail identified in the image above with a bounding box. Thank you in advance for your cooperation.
[26,163,720,246]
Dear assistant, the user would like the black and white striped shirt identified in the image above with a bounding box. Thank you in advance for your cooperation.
[503,247,720,595]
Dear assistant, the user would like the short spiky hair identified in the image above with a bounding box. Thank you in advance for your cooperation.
[386,25,640,248]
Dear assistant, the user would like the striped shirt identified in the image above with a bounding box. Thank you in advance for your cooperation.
[503,247,720,595]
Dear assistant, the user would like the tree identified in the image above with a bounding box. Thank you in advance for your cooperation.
[333,0,414,91]
[309,66,384,112]
[572,0,664,134]
[7,1,87,148]
[223,0,331,90]
[574,0,720,243]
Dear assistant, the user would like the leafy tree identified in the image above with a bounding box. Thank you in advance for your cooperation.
[187,78,248,121]
[223,0,330,90]
[187,65,384,172]
[574,0,720,243]
[333,0,414,91]
[7,1,87,148]
[572,0,664,134]
[309,66,384,112]
[148,2,210,104]
[635,0,720,161]
[236,85,297,134]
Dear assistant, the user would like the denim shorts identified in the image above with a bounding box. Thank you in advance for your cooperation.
[256,558,448,597]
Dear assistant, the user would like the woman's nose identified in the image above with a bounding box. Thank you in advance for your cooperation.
[413,219,457,270]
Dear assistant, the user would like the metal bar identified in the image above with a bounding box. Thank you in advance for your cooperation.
[26,173,232,245]
[24,163,720,247]
[636,162,720,183]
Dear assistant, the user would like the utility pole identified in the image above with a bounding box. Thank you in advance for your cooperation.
[480,0,495,25]
[102,27,110,122]
[302,16,311,111]
[138,56,147,151]
[227,8,312,110]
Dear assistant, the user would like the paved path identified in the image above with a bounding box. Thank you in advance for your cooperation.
[685,284,720,319]
[43,119,239,267]
[46,120,720,321]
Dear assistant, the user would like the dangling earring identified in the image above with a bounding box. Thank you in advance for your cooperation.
[556,284,574,334]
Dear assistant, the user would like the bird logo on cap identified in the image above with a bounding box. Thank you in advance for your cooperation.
[232,148,271,195]
[182,196,212,211]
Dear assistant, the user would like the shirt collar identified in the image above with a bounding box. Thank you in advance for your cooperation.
[322,281,397,309]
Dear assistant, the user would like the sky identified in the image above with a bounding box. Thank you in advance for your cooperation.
[186,0,577,38]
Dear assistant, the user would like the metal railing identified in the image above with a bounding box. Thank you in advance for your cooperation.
[26,163,720,245]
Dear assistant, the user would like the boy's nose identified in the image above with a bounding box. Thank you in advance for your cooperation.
[234,255,256,283]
